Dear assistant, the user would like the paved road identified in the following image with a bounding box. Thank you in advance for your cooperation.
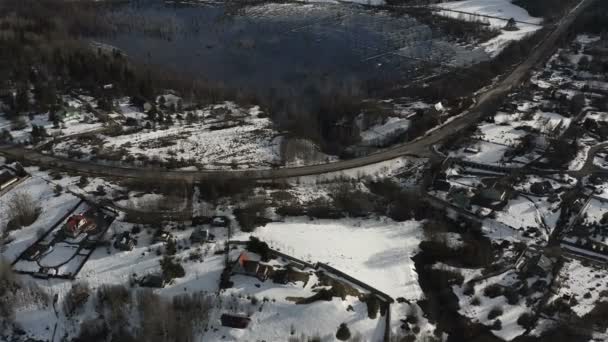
[0,0,595,182]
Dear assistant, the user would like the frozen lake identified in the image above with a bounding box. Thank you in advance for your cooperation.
[100,0,488,102]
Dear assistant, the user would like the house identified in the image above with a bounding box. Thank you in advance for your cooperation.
[449,188,472,209]
[232,251,272,281]
[478,187,507,203]
[140,274,166,288]
[153,230,172,243]
[189,228,209,244]
[476,180,509,206]
[211,216,230,227]
[516,250,553,275]
[55,106,81,123]
[220,314,251,329]
[114,232,136,251]
[63,214,97,238]
[530,181,554,196]
[0,170,18,190]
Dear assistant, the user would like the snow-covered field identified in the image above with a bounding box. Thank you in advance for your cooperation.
[50,102,284,170]
[435,0,543,56]
[235,217,424,301]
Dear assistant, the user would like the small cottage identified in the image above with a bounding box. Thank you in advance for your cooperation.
[220,314,251,329]
[232,251,272,281]
[140,274,166,288]
[0,170,18,190]
[189,229,209,244]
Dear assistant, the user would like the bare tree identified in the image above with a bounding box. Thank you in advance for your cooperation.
[0,258,16,328]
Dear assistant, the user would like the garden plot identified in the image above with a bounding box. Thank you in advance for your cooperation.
[451,109,572,166]
[0,177,82,263]
[451,140,511,164]
[582,197,608,226]
[549,259,608,318]
[452,264,551,341]
[77,220,228,293]
[12,201,117,279]
[435,0,543,56]
[234,218,424,301]
[494,195,560,239]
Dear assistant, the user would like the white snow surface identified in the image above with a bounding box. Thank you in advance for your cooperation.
[235,217,424,300]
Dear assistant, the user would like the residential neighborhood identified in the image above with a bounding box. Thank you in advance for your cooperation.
[0,0,607,341]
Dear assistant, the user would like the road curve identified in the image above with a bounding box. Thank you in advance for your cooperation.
[0,0,595,182]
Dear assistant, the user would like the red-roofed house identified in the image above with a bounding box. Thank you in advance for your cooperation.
[63,214,96,238]
[232,251,272,281]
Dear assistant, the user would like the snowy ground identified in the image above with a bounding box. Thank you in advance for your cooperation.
[51,102,283,170]
[549,259,608,318]
[435,0,543,56]
[234,217,424,301]
[0,95,104,145]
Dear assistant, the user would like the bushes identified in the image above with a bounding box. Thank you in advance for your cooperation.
[6,192,41,230]
[64,282,91,316]
[517,312,536,330]
[246,236,272,262]
[362,295,380,319]
[329,185,375,218]
[135,290,214,342]
[160,256,185,282]
[234,201,271,233]
[484,284,503,299]
[74,318,109,342]
[336,323,351,341]
[487,306,503,320]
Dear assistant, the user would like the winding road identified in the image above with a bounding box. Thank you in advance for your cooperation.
[0,0,596,182]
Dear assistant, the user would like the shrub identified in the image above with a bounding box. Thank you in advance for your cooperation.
[363,295,380,319]
[165,238,177,255]
[336,323,351,341]
[488,306,503,320]
[517,312,535,329]
[330,185,374,218]
[74,318,108,342]
[246,236,272,261]
[491,319,502,331]
[160,256,185,281]
[484,284,503,298]
[234,202,271,233]
[64,282,91,316]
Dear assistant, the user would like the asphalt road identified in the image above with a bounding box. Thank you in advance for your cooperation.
[0,0,595,182]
